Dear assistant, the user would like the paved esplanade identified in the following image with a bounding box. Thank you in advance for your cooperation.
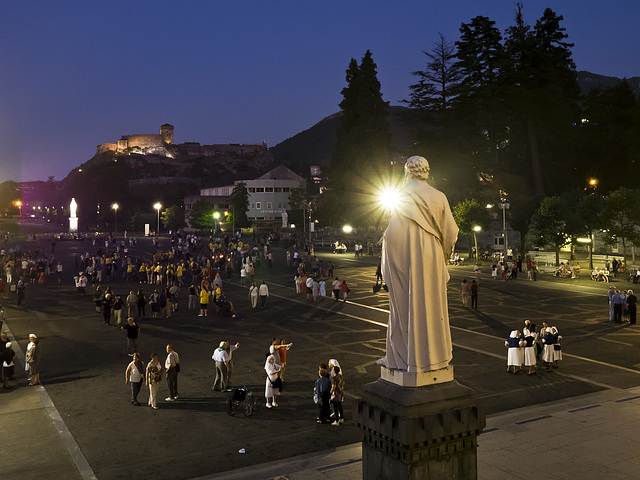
[2,235,640,479]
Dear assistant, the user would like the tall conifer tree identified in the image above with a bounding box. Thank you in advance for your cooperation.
[327,50,391,226]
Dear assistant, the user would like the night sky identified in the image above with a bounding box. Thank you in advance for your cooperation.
[1,1,638,184]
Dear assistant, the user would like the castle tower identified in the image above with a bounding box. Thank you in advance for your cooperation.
[160,124,174,144]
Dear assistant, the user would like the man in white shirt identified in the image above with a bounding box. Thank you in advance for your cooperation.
[259,281,269,309]
[332,277,341,301]
[212,341,230,391]
[165,344,180,401]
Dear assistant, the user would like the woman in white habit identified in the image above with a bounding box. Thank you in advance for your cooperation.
[264,354,281,408]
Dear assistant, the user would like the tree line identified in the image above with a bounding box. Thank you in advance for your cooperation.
[312,4,640,261]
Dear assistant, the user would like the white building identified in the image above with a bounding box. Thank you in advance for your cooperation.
[184,165,305,228]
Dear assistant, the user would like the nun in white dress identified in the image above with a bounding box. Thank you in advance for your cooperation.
[264,354,281,408]
[505,330,524,374]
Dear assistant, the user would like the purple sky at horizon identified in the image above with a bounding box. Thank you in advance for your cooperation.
[1,1,638,184]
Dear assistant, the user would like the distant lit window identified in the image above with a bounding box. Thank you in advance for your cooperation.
[256,202,261,209]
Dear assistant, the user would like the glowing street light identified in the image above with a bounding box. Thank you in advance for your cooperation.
[14,200,22,218]
[213,211,220,235]
[473,225,481,264]
[112,203,119,234]
[375,182,403,215]
[154,202,162,235]
[343,225,353,234]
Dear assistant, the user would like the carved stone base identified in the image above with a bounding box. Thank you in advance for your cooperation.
[354,379,485,480]
[380,365,454,387]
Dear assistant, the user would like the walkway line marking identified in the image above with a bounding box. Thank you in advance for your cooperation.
[1,322,98,480]
[250,281,640,377]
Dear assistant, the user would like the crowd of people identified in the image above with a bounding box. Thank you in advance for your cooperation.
[504,320,562,375]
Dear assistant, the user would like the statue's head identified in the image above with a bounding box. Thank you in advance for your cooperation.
[404,156,430,181]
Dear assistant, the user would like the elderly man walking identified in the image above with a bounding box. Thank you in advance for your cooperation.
[212,341,231,392]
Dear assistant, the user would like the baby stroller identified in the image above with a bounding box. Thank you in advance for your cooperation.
[226,387,257,417]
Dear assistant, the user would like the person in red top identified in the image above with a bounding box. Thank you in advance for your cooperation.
[340,280,349,302]
[278,338,292,381]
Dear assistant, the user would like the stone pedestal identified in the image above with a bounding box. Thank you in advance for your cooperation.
[354,378,485,480]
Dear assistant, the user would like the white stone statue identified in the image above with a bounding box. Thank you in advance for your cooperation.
[70,198,78,218]
[281,211,288,229]
[378,156,458,374]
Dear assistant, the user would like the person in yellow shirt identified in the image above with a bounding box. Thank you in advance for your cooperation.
[176,264,183,286]
[199,285,210,317]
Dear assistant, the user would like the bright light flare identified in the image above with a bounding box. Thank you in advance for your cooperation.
[343,225,353,234]
[375,183,403,214]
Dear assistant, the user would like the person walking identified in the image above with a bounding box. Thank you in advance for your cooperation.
[460,279,471,308]
[627,289,637,325]
[121,317,141,356]
[199,285,210,317]
[212,341,230,392]
[126,290,137,318]
[340,280,349,302]
[145,353,163,409]
[125,353,145,405]
[259,281,269,309]
[165,344,180,401]
[188,285,198,310]
[332,277,340,301]
[248,282,259,308]
[136,289,146,318]
[470,280,479,310]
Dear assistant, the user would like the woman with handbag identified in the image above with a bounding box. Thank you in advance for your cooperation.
[264,354,281,408]
[145,353,163,409]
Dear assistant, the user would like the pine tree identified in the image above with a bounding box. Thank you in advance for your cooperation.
[327,50,391,226]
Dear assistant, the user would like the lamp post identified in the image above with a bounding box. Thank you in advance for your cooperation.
[154,202,162,236]
[499,192,510,261]
[112,203,119,234]
[15,200,22,218]
[213,211,220,235]
[473,225,481,264]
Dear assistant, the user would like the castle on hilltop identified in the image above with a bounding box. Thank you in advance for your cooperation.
[96,124,267,157]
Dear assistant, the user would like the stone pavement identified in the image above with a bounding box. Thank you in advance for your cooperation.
[3,237,640,479]
[202,386,640,480]
[4,328,640,480]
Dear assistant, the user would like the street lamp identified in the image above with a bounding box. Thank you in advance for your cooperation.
[213,211,220,235]
[498,192,510,261]
[473,226,481,264]
[112,203,119,234]
[154,202,162,236]
[14,200,22,218]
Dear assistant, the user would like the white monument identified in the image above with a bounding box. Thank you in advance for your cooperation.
[377,156,459,387]
[69,198,78,233]
[355,156,484,480]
